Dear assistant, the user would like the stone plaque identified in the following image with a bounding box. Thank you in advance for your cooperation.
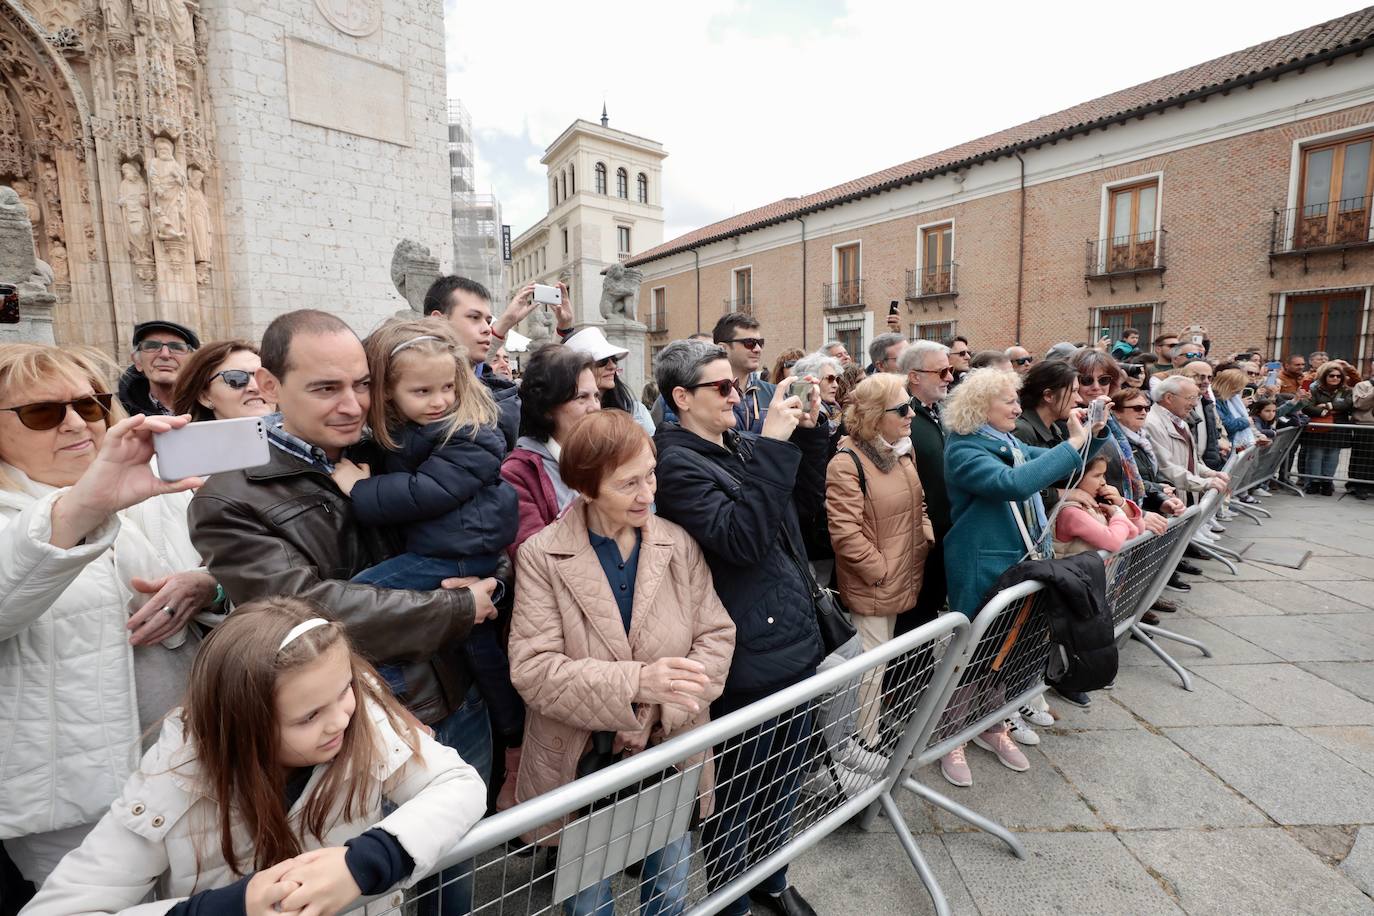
[285,38,409,146]
[313,0,382,36]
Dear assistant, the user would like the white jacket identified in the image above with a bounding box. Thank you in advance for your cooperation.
[0,466,202,839]
[1143,404,1218,498]
[21,704,487,916]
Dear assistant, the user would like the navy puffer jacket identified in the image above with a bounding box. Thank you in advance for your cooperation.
[653,423,826,699]
[351,420,518,559]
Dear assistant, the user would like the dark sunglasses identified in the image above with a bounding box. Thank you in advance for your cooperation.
[728,337,765,350]
[1012,356,1035,366]
[1181,352,1204,360]
[913,367,955,379]
[1117,403,1149,413]
[1,393,113,431]
[210,369,253,389]
[950,349,971,358]
[821,374,839,383]
[136,339,192,354]
[595,355,619,368]
[884,401,915,418]
[782,360,797,370]
[1078,374,1115,387]
[687,378,737,397]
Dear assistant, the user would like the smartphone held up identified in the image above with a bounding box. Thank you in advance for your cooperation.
[154,416,270,481]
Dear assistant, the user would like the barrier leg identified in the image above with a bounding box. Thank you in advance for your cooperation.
[879,791,951,916]
[1129,624,1195,690]
[901,776,1027,860]
[1136,621,1213,658]
[1191,539,1239,574]
[1271,477,1305,496]
[1231,502,1269,524]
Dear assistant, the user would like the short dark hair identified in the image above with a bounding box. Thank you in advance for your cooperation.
[969,349,1010,370]
[712,312,759,344]
[952,335,969,346]
[655,339,728,410]
[1122,328,1140,339]
[560,409,655,498]
[1019,359,1079,411]
[172,339,259,421]
[1153,332,1178,347]
[259,310,352,380]
[518,344,595,442]
[424,275,491,317]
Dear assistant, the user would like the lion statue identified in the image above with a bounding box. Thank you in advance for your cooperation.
[598,263,643,322]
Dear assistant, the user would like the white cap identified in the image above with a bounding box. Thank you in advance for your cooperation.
[564,326,630,363]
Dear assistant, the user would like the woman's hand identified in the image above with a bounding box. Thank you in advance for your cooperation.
[278,847,361,916]
[50,414,203,549]
[330,459,370,497]
[245,860,302,916]
[761,378,805,442]
[1141,511,1169,535]
[636,657,710,713]
[614,703,659,754]
[127,571,216,646]
[1160,496,1186,517]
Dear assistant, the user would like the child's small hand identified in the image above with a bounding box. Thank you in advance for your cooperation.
[1098,484,1123,506]
[278,847,360,916]
[330,459,370,496]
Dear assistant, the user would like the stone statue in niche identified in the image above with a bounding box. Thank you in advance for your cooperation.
[188,166,210,284]
[598,263,643,322]
[48,240,68,285]
[0,187,57,343]
[117,160,154,270]
[526,304,553,344]
[103,0,131,33]
[150,0,194,46]
[147,137,186,241]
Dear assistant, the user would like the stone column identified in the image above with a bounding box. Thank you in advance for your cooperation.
[0,186,56,343]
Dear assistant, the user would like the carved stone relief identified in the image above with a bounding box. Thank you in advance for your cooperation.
[314,0,381,37]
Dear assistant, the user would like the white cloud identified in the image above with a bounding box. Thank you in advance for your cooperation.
[444,0,1363,242]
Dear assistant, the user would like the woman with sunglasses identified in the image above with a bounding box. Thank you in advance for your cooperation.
[826,373,932,751]
[790,351,845,584]
[564,326,656,435]
[0,343,212,893]
[171,339,276,421]
[1302,361,1355,495]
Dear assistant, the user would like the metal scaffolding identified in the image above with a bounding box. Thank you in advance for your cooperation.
[448,99,505,305]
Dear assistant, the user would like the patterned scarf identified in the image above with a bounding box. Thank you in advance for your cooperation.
[1106,415,1146,503]
[978,424,1051,558]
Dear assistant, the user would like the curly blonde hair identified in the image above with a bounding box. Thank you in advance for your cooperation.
[842,373,908,443]
[942,367,1021,435]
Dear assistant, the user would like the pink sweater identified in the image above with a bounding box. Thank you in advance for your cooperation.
[1053,500,1145,557]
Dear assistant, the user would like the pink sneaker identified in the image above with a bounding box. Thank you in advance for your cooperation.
[940,745,972,787]
[973,727,1030,772]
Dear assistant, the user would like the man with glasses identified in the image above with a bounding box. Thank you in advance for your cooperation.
[868,332,908,375]
[943,335,971,391]
[713,311,774,433]
[1152,333,1180,363]
[898,340,953,631]
[1181,361,1231,473]
[1145,376,1230,503]
[117,319,199,416]
[1006,345,1034,375]
[822,339,852,367]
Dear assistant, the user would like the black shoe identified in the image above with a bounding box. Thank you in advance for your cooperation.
[1352,489,1370,501]
[1176,560,1203,576]
[1167,574,1191,592]
[749,887,818,916]
[1183,545,1210,561]
[1323,483,1336,496]
[1152,598,1179,613]
[1050,683,1092,708]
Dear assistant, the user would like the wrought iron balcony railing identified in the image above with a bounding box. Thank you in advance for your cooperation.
[905,263,957,300]
[1086,229,1167,278]
[821,279,863,310]
[722,296,753,316]
[1270,197,1374,256]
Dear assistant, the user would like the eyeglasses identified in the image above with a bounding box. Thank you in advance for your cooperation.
[821,374,839,384]
[1,393,113,431]
[595,355,619,368]
[884,401,915,418]
[913,367,955,379]
[950,349,971,358]
[210,369,253,389]
[136,339,192,354]
[1180,352,1204,360]
[727,337,765,351]
[687,378,737,397]
[1012,357,1034,366]
[1078,374,1115,387]
[1117,404,1149,413]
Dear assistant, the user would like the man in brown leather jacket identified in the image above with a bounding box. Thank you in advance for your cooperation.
[188,309,503,739]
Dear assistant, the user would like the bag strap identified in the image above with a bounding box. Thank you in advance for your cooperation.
[838,447,867,497]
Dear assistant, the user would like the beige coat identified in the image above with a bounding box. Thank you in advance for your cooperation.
[509,500,735,841]
[826,437,933,617]
[1144,403,1219,497]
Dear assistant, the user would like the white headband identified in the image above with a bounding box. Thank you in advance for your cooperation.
[390,335,441,357]
[279,618,330,651]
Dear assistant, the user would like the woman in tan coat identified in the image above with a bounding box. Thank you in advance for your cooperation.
[509,409,735,916]
[827,372,932,747]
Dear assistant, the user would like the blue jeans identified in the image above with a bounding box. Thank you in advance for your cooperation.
[416,685,492,916]
[1304,445,1341,484]
[562,835,693,916]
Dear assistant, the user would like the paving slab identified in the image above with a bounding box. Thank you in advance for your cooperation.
[790,832,976,916]
[1212,615,1374,662]
[1197,663,1374,726]
[1175,581,1282,616]
[1314,611,1374,640]
[1137,616,1285,666]
[1118,633,1166,667]
[1308,581,1374,610]
[1299,726,1374,778]
[1109,665,1276,727]
[1166,725,1374,825]
[1041,729,1266,829]
[1043,692,1143,730]
[912,752,1104,832]
[942,831,1182,916]
[1119,827,1374,916]
[1301,661,1374,703]
[1341,827,1374,900]
[1232,580,1371,615]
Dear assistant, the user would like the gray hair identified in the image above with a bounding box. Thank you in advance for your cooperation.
[897,339,948,374]
[654,338,727,402]
[1155,374,1195,399]
[868,332,906,368]
[792,351,841,380]
[822,339,845,355]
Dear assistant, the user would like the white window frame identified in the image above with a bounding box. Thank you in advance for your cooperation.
[730,265,753,311]
[821,311,874,365]
[616,225,632,255]
[913,319,957,342]
[914,218,955,275]
[650,285,666,328]
[1095,172,1164,274]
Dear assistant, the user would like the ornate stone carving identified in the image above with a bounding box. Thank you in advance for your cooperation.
[0,185,56,343]
[10,175,38,226]
[389,239,438,313]
[187,162,208,282]
[28,0,82,39]
[0,89,25,177]
[102,0,130,34]
[147,134,184,240]
[314,0,381,37]
[48,238,67,284]
[37,156,62,239]
[598,263,642,322]
[117,159,153,270]
[149,0,192,47]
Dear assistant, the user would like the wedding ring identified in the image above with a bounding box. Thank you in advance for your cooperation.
[670,679,678,692]
[162,605,175,617]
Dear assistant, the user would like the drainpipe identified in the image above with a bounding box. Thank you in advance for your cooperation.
[1014,152,1027,345]
[798,216,808,348]
[693,249,701,333]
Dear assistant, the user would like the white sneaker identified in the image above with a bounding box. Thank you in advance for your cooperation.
[1215,509,1235,522]
[1193,529,1217,544]
[1005,715,1040,746]
[1019,703,1054,727]
[1255,486,1273,497]
[837,738,890,775]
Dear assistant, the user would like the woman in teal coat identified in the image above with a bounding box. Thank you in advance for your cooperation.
[935,367,1109,788]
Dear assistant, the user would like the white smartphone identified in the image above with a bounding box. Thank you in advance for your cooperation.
[154,416,270,481]
[532,283,562,306]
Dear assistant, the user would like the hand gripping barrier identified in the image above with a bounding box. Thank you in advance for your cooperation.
[344,612,971,916]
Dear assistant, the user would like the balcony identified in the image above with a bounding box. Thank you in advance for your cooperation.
[1085,229,1166,292]
[905,263,958,301]
[646,310,668,333]
[1269,197,1374,273]
[722,296,753,316]
[821,279,864,311]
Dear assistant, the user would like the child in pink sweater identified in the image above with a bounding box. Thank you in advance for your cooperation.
[1052,455,1146,557]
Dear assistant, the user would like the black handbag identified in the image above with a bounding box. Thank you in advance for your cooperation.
[780,520,857,655]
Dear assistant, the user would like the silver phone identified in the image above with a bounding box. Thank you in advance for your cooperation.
[532,283,562,306]
[1087,398,1106,428]
[154,416,270,481]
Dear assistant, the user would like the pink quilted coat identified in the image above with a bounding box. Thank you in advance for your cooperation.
[509,499,736,842]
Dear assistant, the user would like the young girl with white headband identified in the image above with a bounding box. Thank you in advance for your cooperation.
[21,596,486,916]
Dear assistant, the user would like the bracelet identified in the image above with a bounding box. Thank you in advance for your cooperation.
[213,583,225,607]
[489,327,506,341]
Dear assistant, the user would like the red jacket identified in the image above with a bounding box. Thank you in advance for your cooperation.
[500,447,563,558]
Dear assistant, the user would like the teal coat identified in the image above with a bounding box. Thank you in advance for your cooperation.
[943,430,1104,618]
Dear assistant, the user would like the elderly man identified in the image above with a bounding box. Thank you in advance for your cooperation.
[822,339,852,367]
[1006,345,1034,374]
[116,319,200,416]
[868,331,908,375]
[1180,361,1230,472]
[897,340,953,631]
[1144,376,1230,503]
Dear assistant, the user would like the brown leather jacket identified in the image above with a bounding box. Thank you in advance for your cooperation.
[188,444,485,725]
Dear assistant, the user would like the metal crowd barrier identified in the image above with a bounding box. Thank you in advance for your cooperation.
[347,612,971,916]
[1187,447,1253,575]
[1228,426,1303,521]
[1290,421,1374,496]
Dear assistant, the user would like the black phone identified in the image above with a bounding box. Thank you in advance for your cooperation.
[889,300,900,316]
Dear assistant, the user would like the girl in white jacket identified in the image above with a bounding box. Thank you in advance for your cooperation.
[21,597,488,916]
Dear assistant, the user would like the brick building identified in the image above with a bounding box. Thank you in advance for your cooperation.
[627,10,1374,375]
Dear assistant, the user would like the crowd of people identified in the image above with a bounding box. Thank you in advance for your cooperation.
[2,279,1370,916]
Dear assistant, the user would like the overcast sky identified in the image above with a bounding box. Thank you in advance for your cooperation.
[443,0,1366,246]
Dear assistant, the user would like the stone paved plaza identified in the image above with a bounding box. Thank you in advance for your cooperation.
[792,489,1374,916]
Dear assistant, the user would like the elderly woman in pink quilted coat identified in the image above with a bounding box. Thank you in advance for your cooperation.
[509,409,734,916]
